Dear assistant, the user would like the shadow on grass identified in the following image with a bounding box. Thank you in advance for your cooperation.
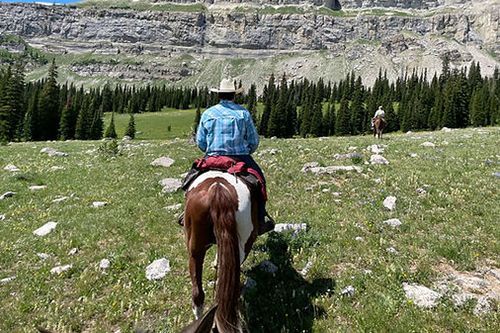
[243,232,334,333]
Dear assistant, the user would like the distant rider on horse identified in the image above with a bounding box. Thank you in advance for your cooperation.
[371,105,386,129]
[180,78,275,235]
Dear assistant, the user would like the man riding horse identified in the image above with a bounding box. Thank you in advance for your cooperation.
[371,105,386,129]
[180,78,275,235]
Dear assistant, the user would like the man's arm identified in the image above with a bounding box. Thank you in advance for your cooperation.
[245,111,259,154]
[196,114,208,153]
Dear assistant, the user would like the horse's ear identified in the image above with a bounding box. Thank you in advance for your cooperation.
[180,304,218,333]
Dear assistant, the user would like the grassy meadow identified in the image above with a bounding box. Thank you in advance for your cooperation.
[104,108,197,141]
[0,121,499,332]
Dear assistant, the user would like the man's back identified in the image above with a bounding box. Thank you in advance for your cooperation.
[374,109,385,118]
[196,100,259,156]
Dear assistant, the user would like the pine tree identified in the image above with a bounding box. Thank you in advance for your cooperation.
[324,103,336,136]
[38,59,60,140]
[246,84,258,124]
[299,85,315,137]
[442,79,459,128]
[470,84,489,127]
[267,74,288,138]
[310,89,324,137]
[379,100,393,132]
[104,111,117,138]
[489,89,499,125]
[59,98,74,140]
[89,101,104,140]
[335,95,351,136]
[0,64,25,141]
[350,76,365,135]
[0,66,13,142]
[23,88,40,141]
[284,83,298,138]
[10,64,25,140]
[75,95,92,140]
[259,74,275,136]
[285,101,297,138]
[125,113,136,139]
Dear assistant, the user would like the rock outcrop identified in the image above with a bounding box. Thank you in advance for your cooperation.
[0,1,497,88]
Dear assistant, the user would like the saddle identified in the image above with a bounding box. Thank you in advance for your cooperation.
[182,156,267,201]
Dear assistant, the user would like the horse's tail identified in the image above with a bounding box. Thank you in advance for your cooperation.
[209,183,241,333]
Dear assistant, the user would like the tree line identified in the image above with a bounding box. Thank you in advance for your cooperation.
[0,58,498,143]
[0,60,210,142]
[252,59,499,138]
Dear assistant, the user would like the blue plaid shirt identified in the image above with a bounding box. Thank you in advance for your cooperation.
[196,100,259,156]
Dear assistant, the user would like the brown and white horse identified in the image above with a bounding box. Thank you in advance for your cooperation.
[182,171,259,333]
[373,117,386,139]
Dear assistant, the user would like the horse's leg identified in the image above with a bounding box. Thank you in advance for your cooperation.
[186,212,211,320]
[189,247,206,320]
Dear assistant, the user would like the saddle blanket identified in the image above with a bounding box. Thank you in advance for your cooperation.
[192,156,267,200]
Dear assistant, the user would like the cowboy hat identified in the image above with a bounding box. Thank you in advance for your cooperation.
[210,78,244,94]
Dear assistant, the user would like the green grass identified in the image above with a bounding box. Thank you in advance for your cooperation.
[1,127,499,332]
[104,108,197,141]
[78,0,207,13]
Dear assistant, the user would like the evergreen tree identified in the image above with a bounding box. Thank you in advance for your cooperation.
[267,74,288,137]
[89,101,104,140]
[428,75,443,130]
[324,103,336,136]
[125,113,136,139]
[490,89,499,125]
[38,59,60,140]
[442,80,458,128]
[335,95,351,135]
[400,92,417,132]
[310,89,324,137]
[299,85,315,137]
[284,84,298,138]
[104,111,117,139]
[259,74,275,136]
[0,66,13,142]
[75,96,92,140]
[470,84,489,127]
[246,84,258,124]
[383,100,398,132]
[59,98,74,140]
[350,76,365,134]
[23,88,39,141]
[0,65,25,141]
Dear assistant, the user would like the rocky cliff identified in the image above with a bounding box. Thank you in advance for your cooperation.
[140,0,453,10]
[0,0,498,88]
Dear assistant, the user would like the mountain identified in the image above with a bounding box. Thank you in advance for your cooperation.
[0,0,498,89]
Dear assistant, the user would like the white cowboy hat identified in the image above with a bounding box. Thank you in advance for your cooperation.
[210,78,244,94]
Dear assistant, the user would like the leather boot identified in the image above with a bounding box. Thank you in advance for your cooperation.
[258,211,275,235]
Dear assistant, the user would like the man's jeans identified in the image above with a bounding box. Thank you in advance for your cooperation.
[226,155,266,185]
[227,154,268,225]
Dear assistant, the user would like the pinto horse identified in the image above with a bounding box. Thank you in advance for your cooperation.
[182,170,259,333]
[373,117,386,139]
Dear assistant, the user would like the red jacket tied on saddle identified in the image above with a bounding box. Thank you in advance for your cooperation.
[194,156,267,201]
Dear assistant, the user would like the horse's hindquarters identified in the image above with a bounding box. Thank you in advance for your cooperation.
[184,171,257,333]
